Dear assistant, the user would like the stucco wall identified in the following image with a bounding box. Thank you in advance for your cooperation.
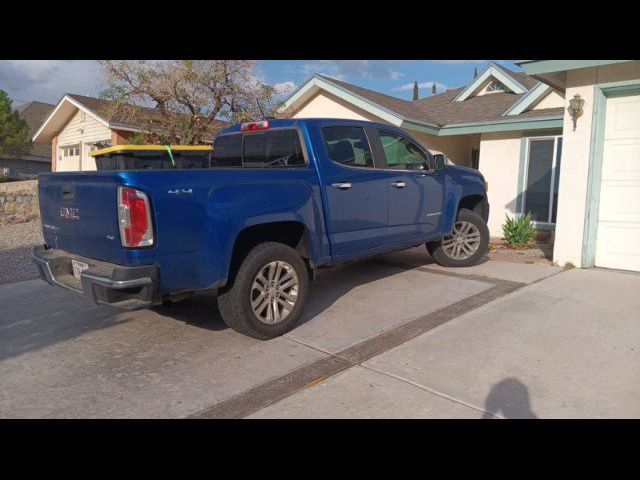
[478,131,523,236]
[410,132,478,167]
[532,89,565,110]
[293,91,387,122]
[553,61,640,267]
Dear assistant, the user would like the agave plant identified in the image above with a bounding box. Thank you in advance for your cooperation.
[502,212,535,247]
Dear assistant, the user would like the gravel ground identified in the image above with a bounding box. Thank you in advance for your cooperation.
[0,220,43,284]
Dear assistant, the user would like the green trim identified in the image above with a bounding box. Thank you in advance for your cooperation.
[399,120,440,136]
[581,80,640,268]
[519,60,632,76]
[503,82,552,116]
[453,64,527,102]
[437,117,563,136]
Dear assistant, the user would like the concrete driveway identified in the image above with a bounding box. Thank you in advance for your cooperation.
[2,246,636,418]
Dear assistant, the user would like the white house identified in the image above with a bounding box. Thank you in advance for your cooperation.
[518,60,640,272]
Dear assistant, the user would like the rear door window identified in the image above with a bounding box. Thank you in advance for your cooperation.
[322,126,375,168]
[211,129,305,168]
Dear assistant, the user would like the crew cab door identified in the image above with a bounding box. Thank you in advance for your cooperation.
[317,124,389,257]
[374,129,445,244]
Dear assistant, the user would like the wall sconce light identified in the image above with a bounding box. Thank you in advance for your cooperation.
[568,94,585,131]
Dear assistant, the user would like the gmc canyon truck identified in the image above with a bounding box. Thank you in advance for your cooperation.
[33,118,489,340]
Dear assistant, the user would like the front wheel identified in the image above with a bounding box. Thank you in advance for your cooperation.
[217,242,309,340]
[427,208,489,267]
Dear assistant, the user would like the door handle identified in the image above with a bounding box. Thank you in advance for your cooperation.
[391,181,407,188]
[332,182,352,190]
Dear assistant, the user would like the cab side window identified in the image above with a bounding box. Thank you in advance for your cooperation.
[322,126,375,168]
[379,131,431,171]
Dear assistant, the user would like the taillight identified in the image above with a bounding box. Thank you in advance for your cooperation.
[118,186,154,248]
[241,120,269,132]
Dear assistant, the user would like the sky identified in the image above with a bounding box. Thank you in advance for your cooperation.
[0,60,521,107]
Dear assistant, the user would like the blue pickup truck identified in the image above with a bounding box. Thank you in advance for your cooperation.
[33,118,489,339]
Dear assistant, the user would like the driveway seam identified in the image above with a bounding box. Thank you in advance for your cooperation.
[189,276,525,419]
[359,363,503,419]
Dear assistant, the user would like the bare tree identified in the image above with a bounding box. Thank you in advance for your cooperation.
[98,60,280,144]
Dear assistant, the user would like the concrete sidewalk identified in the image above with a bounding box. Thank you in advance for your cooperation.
[251,268,640,419]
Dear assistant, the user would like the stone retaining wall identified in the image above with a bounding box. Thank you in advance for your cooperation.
[0,180,39,225]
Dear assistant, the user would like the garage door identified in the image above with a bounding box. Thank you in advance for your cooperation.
[594,93,640,272]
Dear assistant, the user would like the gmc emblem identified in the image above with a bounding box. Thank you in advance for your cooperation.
[59,207,80,220]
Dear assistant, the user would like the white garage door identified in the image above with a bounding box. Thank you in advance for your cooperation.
[594,93,640,272]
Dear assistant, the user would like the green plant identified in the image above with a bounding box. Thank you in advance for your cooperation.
[563,262,575,270]
[502,212,535,247]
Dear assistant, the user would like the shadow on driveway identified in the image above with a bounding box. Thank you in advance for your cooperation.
[482,377,537,419]
[0,248,449,362]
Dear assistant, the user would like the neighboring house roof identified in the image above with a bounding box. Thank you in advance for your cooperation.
[33,94,224,143]
[16,101,55,158]
[281,63,564,135]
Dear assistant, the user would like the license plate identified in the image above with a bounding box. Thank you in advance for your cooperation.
[71,259,89,280]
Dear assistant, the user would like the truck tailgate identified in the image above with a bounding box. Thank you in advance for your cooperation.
[38,172,128,264]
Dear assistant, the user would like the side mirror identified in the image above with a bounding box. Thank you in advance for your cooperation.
[433,154,446,171]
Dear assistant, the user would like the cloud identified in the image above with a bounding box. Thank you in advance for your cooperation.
[299,60,406,81]
[0,60,102,105]
[272,81,296,96]
[393,81,448,93]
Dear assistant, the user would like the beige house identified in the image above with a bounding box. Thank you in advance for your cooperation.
[518,60,640,272]
[32,94,152,172]
[280,63,566,237]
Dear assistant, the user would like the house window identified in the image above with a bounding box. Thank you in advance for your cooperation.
[61,145,80,158]
[486,81,506,93]
[522,136,563,224]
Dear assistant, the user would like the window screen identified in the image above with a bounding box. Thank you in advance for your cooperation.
[524,138,555,222]
[322,126,374,168]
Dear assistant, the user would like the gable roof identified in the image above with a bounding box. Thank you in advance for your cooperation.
[16,101,55,158]
[281,63,563,135]
[33,94,224,143]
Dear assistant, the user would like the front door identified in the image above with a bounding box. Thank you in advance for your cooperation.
[594,92,640,272]
[376,129,445,244]
[319,124,389,257]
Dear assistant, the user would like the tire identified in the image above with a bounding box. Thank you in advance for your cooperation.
[427,208,489,267]
[217,242,309,340]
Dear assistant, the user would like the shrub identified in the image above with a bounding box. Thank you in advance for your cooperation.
[502,213,535,247]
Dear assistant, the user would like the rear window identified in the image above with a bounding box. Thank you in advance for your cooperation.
[211,129,305,168]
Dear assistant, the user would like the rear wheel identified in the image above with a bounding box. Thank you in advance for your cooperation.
[427,208,489,267]
[217,242,309,340]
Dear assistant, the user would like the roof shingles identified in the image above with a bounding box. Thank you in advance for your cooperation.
[313,65,561,128]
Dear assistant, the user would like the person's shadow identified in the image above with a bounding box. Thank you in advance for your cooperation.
[482,378,538,419]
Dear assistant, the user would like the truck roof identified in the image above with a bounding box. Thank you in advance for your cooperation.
[217,118,395,136]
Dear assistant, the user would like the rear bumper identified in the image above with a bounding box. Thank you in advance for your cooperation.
[32,245,158,310]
